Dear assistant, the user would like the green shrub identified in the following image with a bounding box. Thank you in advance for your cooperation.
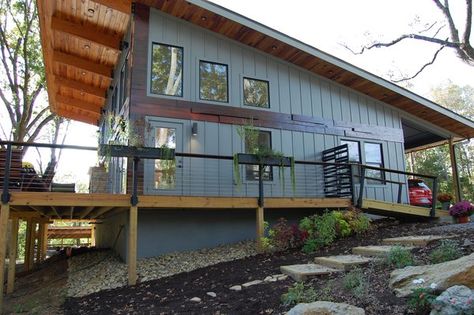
[386,246,415,268]
[261,218,307,252]
[300,212,337,253]
[333,211,352,237]
[407,287,438,314]
[343,268,368,298]
[429,240,463,264]
[281,282,317,306]
[343,207,371,234]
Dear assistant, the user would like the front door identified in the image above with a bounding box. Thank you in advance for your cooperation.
[145,121,183,195]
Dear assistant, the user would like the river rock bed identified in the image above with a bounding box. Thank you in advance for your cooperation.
[67,241,257,297]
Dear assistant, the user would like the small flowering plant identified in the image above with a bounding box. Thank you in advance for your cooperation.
[437,193,453,203]
[408,279,439,314]
[448,201,474,218]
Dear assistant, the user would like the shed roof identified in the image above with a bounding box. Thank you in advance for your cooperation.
[38,0,474,140]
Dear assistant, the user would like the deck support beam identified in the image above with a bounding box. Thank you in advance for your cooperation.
[256,206,265,251]
[0,203,11,309]
[24,219,32,271]
[7,218,19,294]
[128,205,138,285]
[448,138,462,202]
[41,223,48,261]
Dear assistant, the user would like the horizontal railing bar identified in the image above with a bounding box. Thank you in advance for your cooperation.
[1,141,437,180]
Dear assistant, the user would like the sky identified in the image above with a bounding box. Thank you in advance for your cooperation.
[6,0,474,185]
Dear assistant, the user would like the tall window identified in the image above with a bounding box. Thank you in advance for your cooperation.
[340,140,361,163]
[154,127,176,189]
[199,61,228,102]
[151,43,183,97]
[364,142,384,184]
[245,130,273,181]
[243,77,269,108]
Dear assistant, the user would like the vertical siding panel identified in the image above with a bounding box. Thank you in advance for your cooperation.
[242,50,255,76]
[278,64,291,114]
[204,122,219,196]
[330,84,342,121]
[292,131,305,197]
[340,89,351,122]
[358,95,369,124]
[218,124,233,196]
[270,130,283,197]
[303,133,316,197]
[267,60,280,112]
[230,45,243,107]
[320,81,332,119]
[232,125,245,197]
[190,27,204,101]
[203,33,218,60]
[310,78,323,117]
[163,16,178,43]
[190,121,205,196]
[255,54,267,78]
[300,73,312,116]
[280,130,294,197]
[367,100,378,125]
[289,68,302,115]
[349,92,361,124]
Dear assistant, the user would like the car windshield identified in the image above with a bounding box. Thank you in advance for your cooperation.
[409,180,430,189]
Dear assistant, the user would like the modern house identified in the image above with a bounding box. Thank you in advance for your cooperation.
[1,0,474,299]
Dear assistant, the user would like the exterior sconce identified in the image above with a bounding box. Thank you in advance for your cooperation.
[192,122,198,136]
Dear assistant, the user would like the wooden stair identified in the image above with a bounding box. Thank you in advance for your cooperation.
[361,199,449,218]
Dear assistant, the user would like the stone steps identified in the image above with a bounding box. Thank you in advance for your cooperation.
[314,254,372,271]
[382,235,454,246]
[280,264,341,281]
[279,234,454,282]
[352,245,414,257]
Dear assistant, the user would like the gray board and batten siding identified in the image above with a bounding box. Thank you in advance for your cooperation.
[142,9,409,203]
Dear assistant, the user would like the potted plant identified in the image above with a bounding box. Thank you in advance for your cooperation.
[437,193,453,210]
[448,201,474,224]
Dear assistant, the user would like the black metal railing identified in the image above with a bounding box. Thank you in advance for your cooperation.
[0,141,440,217]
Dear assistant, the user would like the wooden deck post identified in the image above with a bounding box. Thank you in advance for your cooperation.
[7,218,18,294]
[128,205,138,285]
[90,225,96,247]
[37,223,44,262]
[0,203,11,309]
[41,223,48,261]
[24,219,32,271]
[256,206,265,251]
[27,220,36,270]
[448,138,462,202]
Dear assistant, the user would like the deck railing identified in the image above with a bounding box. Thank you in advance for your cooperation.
[0,141,440,216]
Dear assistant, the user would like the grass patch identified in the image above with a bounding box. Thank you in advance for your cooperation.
[385,246,415,268]
[281,282,317,306]
[429,240,463,264]
[343,268,368,298]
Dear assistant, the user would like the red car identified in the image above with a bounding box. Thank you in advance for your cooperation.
[408,179,432,207]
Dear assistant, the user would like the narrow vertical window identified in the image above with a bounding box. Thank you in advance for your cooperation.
[364,142,384,184]
[245,130,273,181]
[341,139,361,183]
[151,43,183,97]
[154,127,177,189]
[199,61,228,102]
[243,77,269,108]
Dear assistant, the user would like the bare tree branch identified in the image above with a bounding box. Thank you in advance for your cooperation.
[25,113,56,144]
[392,45,446,82]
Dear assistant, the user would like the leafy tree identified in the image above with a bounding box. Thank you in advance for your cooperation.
[408,83,474,201]
[0,0,59,146]
[346,0,473,81]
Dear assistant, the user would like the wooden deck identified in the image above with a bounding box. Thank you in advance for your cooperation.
[361,199,449,218]
[7,192,351,220]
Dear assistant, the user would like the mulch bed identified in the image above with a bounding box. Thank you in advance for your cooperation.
[62,219,473,315]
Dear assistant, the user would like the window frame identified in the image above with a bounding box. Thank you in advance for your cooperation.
[242,76,270,109]
[340,138,385,186]
[198,59,229,103]
[244,129,274,182]
[149,42,184,98]
[363,142,385,185]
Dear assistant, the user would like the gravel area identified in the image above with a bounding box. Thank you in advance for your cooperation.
[421,221,474,234]
[67,241,257,297]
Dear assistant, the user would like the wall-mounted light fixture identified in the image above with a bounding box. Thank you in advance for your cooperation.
[192,122,198,136]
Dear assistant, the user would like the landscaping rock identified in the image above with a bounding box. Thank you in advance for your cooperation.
[352,245,414,257]
[287,301,365,315]
[390,253,474,297]
[430,285,474,315]
[280,264,341,281]
[206,292,217,298]
[382,235,453,246]
[242,280,262,287]
[314,255,372,271]
[190,297,201,302]
[229,285,242,291]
